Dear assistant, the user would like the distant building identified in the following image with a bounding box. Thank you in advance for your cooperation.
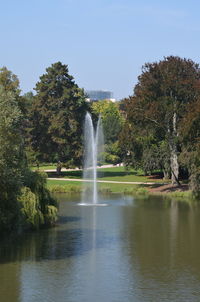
[86,90,115,102]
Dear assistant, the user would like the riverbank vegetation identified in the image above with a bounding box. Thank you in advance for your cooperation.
[47,178,193,202]
[47,178,149,195]
[0,67,58,233]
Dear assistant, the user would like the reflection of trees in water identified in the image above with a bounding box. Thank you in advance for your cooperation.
[123,196,200,282]
[0,215,116,264]
[0,263,20,302]
[0,213,116,302]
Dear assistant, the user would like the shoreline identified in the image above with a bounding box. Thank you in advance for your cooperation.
[47,178,193,200]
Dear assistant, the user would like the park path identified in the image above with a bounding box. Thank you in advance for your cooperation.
[48,177,156,185]
[43,164,121,173]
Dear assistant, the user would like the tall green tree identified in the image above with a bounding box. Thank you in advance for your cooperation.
[29,62,89,166]
[0,87,25,230]
[0,67,58,232]
[121,56,200,184]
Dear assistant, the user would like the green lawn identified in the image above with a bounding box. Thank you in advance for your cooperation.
[46,166,166,183]
[97,167,156,182]
[47,178,146,194]
[31,165,57,171]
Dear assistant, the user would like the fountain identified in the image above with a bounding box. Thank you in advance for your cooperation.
[80,112,106,206]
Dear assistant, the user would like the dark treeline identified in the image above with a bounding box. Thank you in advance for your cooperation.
[1,55,200,232]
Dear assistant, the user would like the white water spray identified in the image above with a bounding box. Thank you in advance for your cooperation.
[81,112,104,205]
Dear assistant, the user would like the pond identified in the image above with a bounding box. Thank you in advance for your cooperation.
[0,193,200,302]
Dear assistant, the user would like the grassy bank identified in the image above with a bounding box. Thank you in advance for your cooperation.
[47,179,194,202]
[46,166,168,183]
[47,179,148,195]
[44,166,194,200]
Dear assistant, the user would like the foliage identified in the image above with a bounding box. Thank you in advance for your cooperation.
[0,67,58,232]
[49,184,82,193]
[18,187,44,229]
[18,171,58,229]
[103,141,122,165]
[0,67,20,94]
[0,87,25,231]
[91,100,124,164]
[23,170,58,225]
[179,99,200,196]
[28,62,89,166]
[120,56,200,184]
[44,205,58,226]
[91,100,124,144]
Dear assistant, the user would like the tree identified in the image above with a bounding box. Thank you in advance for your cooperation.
[0,68,58,232]
[29,62,89,166]
[0,66,31,116]
[121,56,200,184]
[0,67,20,94]
[91,100,124,144]
[0,87,25,230]
[91,100,124,164]
[179,99,200,196]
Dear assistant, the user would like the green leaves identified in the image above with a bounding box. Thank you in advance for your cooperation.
[29,62,89,165]
[121,56,200,182]
[0,67,58,232]
[92,100,124,144]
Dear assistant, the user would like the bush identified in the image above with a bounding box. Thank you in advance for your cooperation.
[20,170,58,229]
[49,184,81,193]
[44,205,58,226]
[18,187,44,229]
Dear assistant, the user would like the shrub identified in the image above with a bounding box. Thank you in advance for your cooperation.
[18,187,44,229]
[22,170,58,228]
[44,205,58,226]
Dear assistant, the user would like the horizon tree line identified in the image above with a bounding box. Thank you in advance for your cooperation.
[1,56,200,197]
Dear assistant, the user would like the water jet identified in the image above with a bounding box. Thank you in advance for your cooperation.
[79,112,107,206]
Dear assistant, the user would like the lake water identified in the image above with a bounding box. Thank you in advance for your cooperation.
[1,194,200,302]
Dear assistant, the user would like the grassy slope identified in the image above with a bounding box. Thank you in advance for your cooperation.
[45,166,167,183]
[46,178,146,194]
[46,166,158,194]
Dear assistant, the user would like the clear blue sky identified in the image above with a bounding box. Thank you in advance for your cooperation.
[1,0,200,99]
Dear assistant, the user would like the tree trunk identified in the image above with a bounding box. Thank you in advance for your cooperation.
[56,161,62,176]
[170,142,179,185]
[163,169,170,180]
[169,110,180,186]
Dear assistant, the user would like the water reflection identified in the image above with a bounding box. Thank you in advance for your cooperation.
[0,226,116,263]
[123,196,200,300]
[1,194,200,302]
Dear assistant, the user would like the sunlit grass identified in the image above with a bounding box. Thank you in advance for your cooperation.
[46,166,167,183]
[47,179,145,194]
[31,165,57,171]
